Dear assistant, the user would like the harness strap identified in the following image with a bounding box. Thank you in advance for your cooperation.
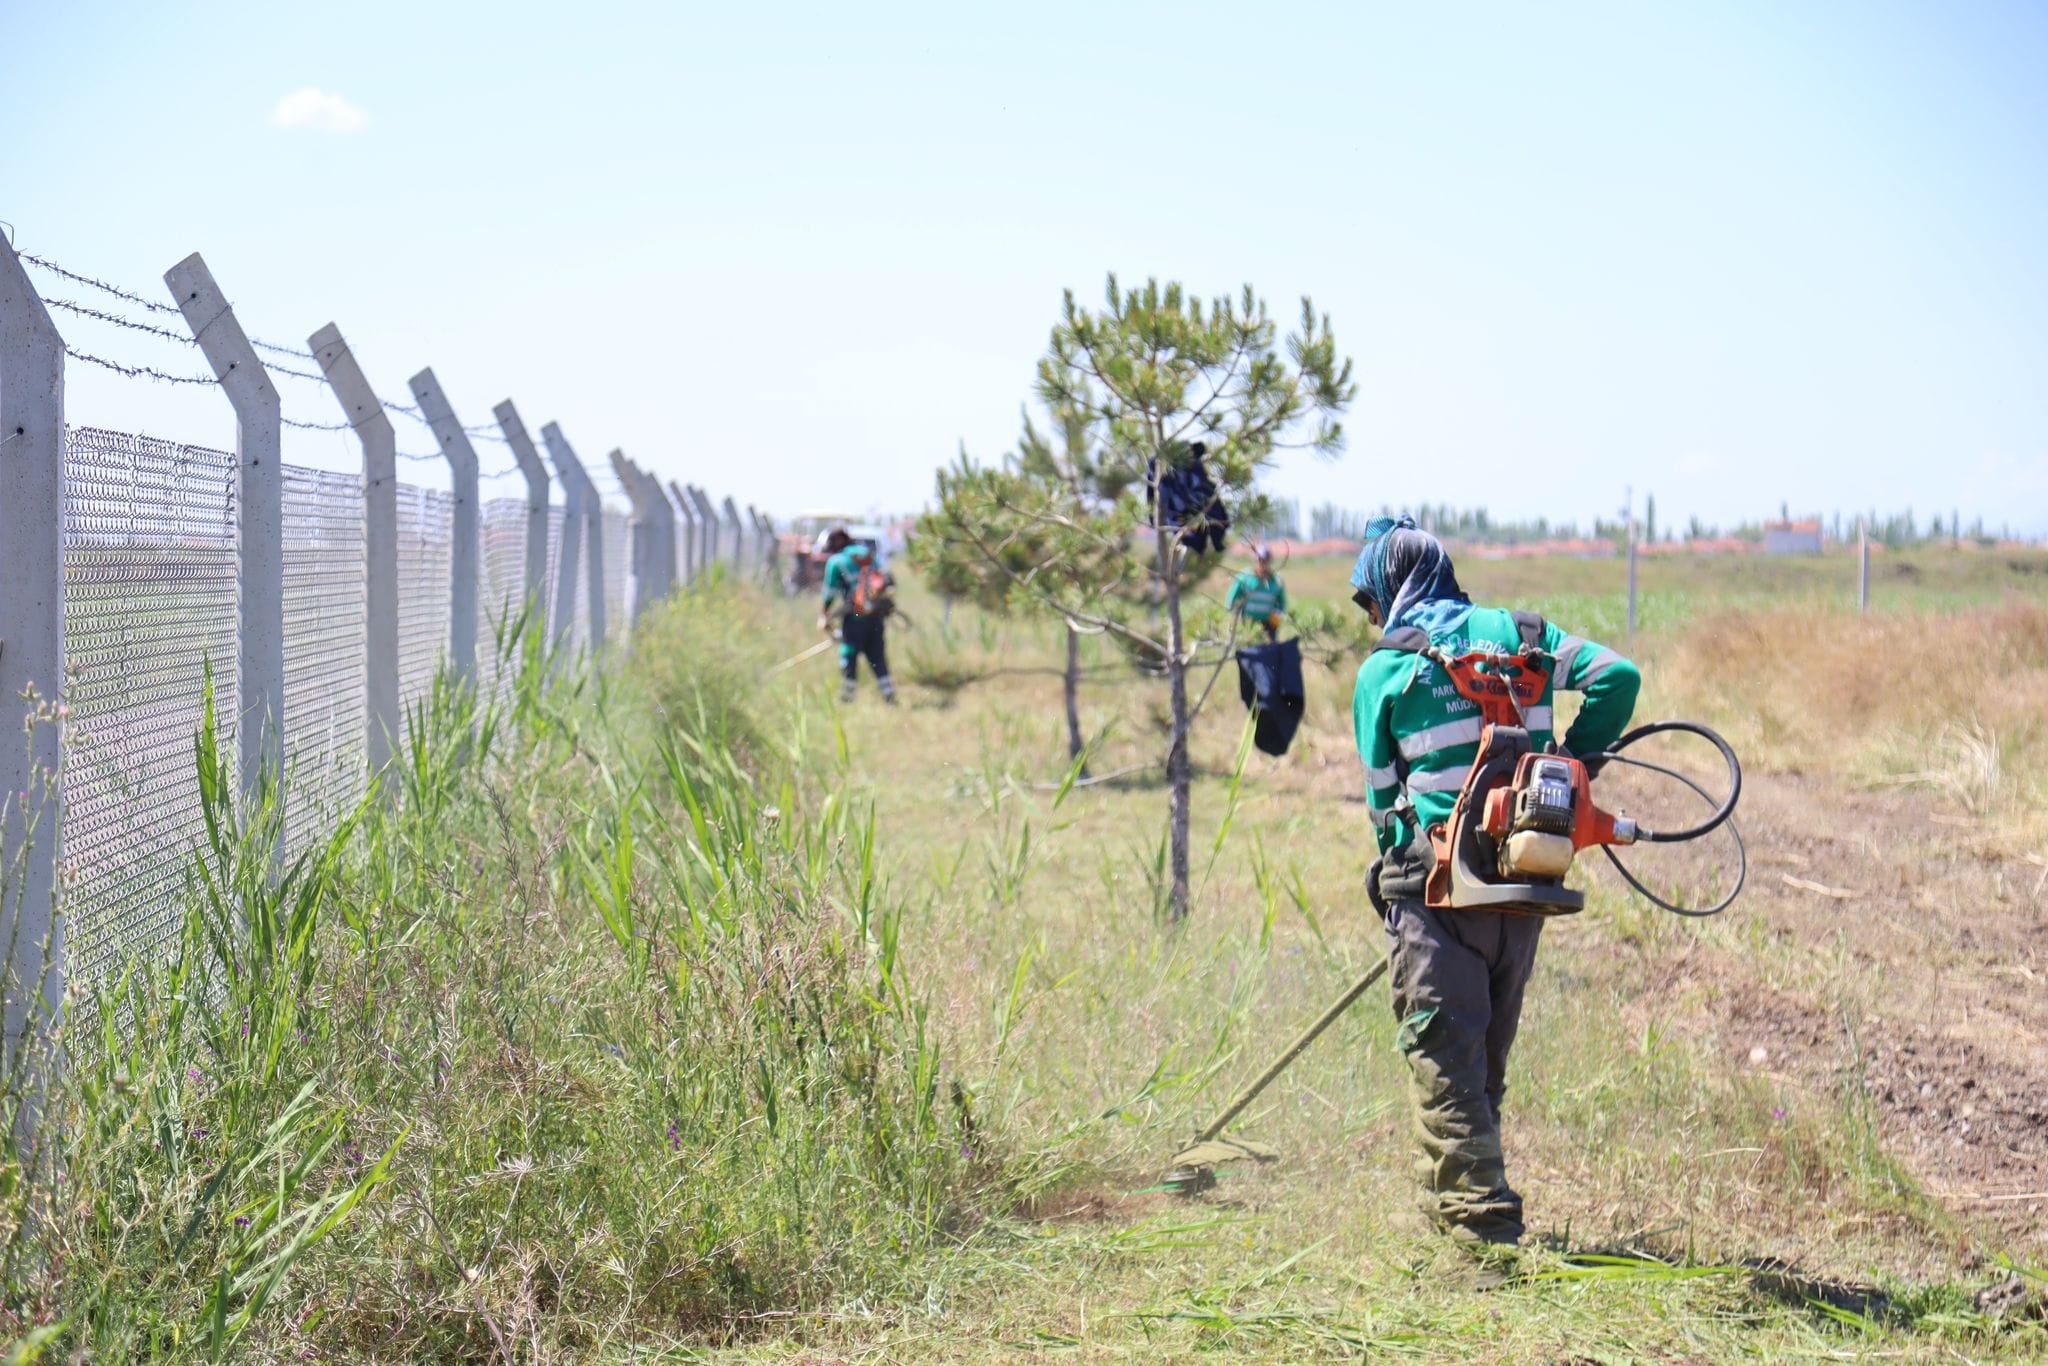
[1372,613,1546,656]
[1369,611,1554,792]
[1370,625,1430,655]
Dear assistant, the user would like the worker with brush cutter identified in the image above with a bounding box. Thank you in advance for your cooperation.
[819,533,898,705]
[1350,515,1640,1253]
[1227,542,1289,642]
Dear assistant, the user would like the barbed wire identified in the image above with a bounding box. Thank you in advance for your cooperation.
[63,347,216,386]
[44,296,194,345]
[21,251,318,360]
[250,335,316,362]
[51,294,325,393]
[21,252,179,317]
[33,251,536,454]
[43,289,342,392]
[47,285,474,431]
[63,342,409,437]
[397,447,526,482]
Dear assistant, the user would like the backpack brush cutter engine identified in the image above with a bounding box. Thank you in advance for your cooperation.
[1416,642,1743,919]
[1163,643,1745,1195]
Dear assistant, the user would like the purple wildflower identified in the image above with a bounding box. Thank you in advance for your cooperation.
[1772,1106,1788,1120]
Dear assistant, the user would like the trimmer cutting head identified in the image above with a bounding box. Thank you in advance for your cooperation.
[1163,1136,1280,1195]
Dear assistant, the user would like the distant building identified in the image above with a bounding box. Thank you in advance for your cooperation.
[1763,518,1824,555]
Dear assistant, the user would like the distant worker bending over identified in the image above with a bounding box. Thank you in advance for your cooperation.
[819,534,898,705]
[1349,516,1639,1252]
[1227,543,1288,641]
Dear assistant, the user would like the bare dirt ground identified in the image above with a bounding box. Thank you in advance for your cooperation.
[1629,771,2048,1243]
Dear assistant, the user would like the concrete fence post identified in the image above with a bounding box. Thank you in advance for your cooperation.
[755,509,781,591]
[678,484,704,567]
[608,450,652,624]
[535,422,585,656]
[748,506,775,582]
[630,459,677,600]
[689,486,719,567]
[408,368,480,683]
[722,496,745,569]
[1625,517,1639,636]
[541,423,604,654]
[679,479,704,585]
[1858,516,1870,614]
[309,324,400,777]
[492,401,552,644]
[165,253,283,803]
[0,234,68,1078]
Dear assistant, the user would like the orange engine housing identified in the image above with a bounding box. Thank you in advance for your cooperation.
[1480,751,1636,852]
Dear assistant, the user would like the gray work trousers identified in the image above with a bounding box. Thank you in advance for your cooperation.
[1383,898,1543,1245]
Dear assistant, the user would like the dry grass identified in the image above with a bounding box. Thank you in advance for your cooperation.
[1648,600,2048,840]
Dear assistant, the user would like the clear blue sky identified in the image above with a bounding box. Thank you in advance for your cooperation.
[6,1,2045,533]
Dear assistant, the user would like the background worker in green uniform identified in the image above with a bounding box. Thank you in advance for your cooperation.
[818,539,898,705]
[1349,516,1639,1250]
[1226,543,1288,641]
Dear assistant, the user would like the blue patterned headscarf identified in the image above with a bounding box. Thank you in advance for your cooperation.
[1349,516,1469,628]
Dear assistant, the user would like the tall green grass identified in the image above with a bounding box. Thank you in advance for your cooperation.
[0,587,973,1357]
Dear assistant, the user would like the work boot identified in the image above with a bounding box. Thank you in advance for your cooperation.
[1426,1232,1522,1291]
[878,676,898,706]
[838,679,856,703]
[1442,1218,1523,1252]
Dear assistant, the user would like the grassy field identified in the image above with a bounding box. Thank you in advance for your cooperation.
[5,545,2047,1359]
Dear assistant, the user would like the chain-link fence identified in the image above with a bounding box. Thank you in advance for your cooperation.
[602,509,630,640]
[4,242,783,1015]
[56,432,647,985]
[478,497,530,699]
[396,483,454,711]
[59,428,240,990]
[281,463,370,856]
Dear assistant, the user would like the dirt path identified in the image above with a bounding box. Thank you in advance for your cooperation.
[1630,771,2048,1242]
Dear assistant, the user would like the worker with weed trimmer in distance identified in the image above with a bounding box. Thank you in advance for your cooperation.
[818,531,898,705]
[1351,516,1640,1255]
[1227,542,1288,642]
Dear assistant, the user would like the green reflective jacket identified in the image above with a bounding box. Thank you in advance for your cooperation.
[1351,605,1640,857]
[821,549,862,609]
[1226,570,1287,622]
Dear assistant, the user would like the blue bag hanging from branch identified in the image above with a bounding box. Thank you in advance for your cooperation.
[1235,638,1304,757]
[1146,441,1230,553]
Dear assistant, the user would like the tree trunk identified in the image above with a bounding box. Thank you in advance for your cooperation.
[1162,536,1192,922]
[1063,623,1087,771]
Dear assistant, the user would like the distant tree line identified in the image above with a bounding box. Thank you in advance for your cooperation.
[1308,502,1601,546]
[1299,500,2022,550]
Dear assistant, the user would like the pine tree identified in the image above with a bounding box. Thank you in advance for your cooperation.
[918,276,1354,921]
